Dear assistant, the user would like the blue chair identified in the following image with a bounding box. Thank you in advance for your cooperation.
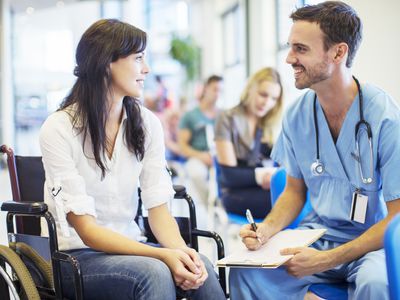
[384,214,400,300]
[270,168,348,300]
[270,168,312,229]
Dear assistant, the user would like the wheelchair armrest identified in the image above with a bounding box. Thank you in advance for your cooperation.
[1,201,48,215]
[192,229,225,259]
[191,229,227,297]
[173,185,187,198]
[53,251,84,300]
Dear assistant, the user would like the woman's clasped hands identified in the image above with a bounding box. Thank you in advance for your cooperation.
[161,246,208,290]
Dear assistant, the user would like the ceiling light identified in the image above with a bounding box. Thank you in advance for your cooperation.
[26,6,35,15]
[56,1,65,8]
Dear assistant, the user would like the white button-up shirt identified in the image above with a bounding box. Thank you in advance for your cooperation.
[40,104,175,250]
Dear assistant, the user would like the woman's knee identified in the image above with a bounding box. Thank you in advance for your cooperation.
[133,259,176,299]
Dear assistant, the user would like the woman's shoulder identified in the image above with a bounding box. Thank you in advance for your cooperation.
[218,104,243,121]
[41,109,73,131]
[139,105,161,125]
[137,105,164,137]
[39,109,76,144]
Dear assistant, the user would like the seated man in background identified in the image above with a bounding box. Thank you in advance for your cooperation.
[178,75,223,215]
[214,67,283,219]
[230,2,400,299]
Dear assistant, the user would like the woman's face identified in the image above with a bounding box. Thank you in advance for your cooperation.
[110,51,150,99]
[247,80,281,118]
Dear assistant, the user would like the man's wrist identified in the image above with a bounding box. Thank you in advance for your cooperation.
[323,249,339,269]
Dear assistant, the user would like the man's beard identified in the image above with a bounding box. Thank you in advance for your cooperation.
[294,60,330,90]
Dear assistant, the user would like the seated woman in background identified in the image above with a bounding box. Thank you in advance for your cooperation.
[40,19,225,300]
[214,67,283,219]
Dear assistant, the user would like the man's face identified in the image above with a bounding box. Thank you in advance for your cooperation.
[203,81,223,104]
[286,21,334,90]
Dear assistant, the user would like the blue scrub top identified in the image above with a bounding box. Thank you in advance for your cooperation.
[271,83,400,243]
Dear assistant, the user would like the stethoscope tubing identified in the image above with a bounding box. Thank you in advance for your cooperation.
[312,76,373,184]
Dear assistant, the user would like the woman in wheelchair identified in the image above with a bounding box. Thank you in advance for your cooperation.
[39,19,225,300]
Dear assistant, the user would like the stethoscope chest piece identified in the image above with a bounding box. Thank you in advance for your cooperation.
[311,160,325,176]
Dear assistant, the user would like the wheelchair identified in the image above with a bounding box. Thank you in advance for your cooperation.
[0,144,227,299]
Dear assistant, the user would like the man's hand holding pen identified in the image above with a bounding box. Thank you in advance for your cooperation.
[240,209,275,250]
[239,222,274,250]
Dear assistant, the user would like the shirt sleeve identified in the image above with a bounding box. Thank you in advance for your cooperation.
[214,112,232,141]
[377,103,400,202]
[139,111,175,209]
[178,110,192,130]
[218,165,257,188]
[39,113,97,219]
[270,116,303,179]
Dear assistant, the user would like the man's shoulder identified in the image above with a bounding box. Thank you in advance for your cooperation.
[284,90,314,124]
[364,83,400,118]
[181,107,204,123]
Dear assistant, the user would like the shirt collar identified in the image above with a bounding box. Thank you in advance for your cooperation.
[64,103,128,128]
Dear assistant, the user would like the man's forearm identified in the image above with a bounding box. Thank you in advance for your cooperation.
[180,143,204,159]
[327,198,400,268]
[326,217,391,268]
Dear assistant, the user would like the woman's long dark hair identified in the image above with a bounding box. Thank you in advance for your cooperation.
[60,19,146,178]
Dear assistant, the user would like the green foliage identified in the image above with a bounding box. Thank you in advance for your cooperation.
[169,35,201,81]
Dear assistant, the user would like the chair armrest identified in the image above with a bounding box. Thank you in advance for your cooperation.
[1,201,47,215]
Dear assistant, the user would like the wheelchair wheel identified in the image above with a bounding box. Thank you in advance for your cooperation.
[0,245,40,300]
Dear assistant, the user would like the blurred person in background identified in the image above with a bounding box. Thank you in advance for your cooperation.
[178,75,223,217]
[214,67,283,219]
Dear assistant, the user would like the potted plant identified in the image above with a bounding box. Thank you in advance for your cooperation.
[169,35,201,82]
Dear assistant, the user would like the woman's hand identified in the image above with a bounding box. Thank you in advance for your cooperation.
[261,171,273,189]
[177,246,208,290]
[255,167,276,190]
[197,152,213,167]
[160,248,206,290]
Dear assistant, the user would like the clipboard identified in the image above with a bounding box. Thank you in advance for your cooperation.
[216,228,326,268]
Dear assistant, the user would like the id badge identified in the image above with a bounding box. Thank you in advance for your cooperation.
[350,190,368,224]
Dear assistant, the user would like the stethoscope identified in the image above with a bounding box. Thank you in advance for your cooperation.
[311,76,374,184]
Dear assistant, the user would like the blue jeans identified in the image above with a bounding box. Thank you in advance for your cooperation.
[60,248,225,300]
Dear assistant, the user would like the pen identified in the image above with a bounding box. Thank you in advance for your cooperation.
[246,209,262,244]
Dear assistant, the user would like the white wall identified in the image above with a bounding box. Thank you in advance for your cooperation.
[192,0,400,109]
[0,0,14,146]
[346,0,400,102]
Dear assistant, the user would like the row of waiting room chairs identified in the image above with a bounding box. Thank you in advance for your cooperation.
[1,144,400,299]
